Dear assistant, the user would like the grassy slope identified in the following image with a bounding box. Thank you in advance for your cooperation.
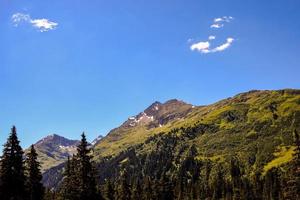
[94,89,300,174]
[93,101,192,158]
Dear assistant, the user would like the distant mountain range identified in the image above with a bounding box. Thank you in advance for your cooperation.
[31,99,191,172]
[28,89,300,189]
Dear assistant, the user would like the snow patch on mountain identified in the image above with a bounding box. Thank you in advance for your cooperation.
[91,135,104,146]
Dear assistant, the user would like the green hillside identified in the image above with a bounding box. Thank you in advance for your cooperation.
[94,89,300,173]
[41,89,300,200]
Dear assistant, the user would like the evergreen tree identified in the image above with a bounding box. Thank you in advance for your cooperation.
[284,129,300,199]
[212,165,225,200]
[142,176,153,200]
[131,179,142,200]
[203,160,212,198]
[103,179,115,200]
[77,133,99,200]
[224,180,233,200]
[43,189,57,200]
[0,126,27,200]
[252,171,263,200]
[230,157,242,200]
[158,175,174,200]
[263,168,282,200]
[25,145,45,200]
[292,129,300,197]
[59,157,80,200]
[116,170,131,200]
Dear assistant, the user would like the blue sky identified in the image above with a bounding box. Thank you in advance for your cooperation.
[1,0,300,150]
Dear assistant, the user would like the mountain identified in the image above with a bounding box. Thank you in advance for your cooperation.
[93,99,193,158]
[30,134,80,172]
[42,89,300,190]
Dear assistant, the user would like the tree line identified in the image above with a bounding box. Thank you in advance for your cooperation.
[1,126,300,200]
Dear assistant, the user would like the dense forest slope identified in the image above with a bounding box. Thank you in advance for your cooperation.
[43,89,300,197]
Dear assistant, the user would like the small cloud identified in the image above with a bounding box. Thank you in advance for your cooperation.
[214,18,223,23]
[190,37,234,54]
[208,35,216,40]
[190,41,210,53]
[31,19,58,32]
[210,37,234,53]
[214,16,233,23]
[210,16,233,29]
[210,24,224,29]
[11,12,58,32]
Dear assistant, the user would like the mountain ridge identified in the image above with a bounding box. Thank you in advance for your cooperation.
[40,89,300,190]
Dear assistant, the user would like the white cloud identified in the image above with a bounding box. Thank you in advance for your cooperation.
[210,24,224,29]
[214,16,233,23]
[214,18,223,23]
[190,37,234,54]
[208,35,216,40]
[11,12,58,32]
[210,37,234,53]
[190,41,210,53]
[30,19,58,32]
[210,16,233,29]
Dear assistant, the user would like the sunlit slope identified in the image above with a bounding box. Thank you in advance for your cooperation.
[94,89,300,173]
[93,99,193,158]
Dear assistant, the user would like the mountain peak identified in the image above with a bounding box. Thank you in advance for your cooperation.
[35,134,78,147]
[31,134,80,172]
[91,135,104,146]
[121,99,193,129]
[164,99,188,106]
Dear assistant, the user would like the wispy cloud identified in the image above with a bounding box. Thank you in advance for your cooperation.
[190,37,234,54]
[210,16,233,29]
[12,13,58,32]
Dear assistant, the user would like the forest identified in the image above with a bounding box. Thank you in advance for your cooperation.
[0,125,299,200]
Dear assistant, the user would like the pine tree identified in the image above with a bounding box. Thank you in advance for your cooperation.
[212,165,225,200]
[285,129,300,199]
[203,160,212,199]
[59,157,80,200]
[252,171,263,200]
[43,189,57,200]
[158,174,174,200]
[77,133,99,200]
[293,129,300,197]
[131,179,142,200]
[0,126,27,200]
[263,168,282,200]
[230,157,242,200]
[116,170,131,200]
[103,179,115,200]
[142,176,153,200]
[25,145,45,200]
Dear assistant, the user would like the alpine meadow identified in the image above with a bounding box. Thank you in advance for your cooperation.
[1,1,300,200]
